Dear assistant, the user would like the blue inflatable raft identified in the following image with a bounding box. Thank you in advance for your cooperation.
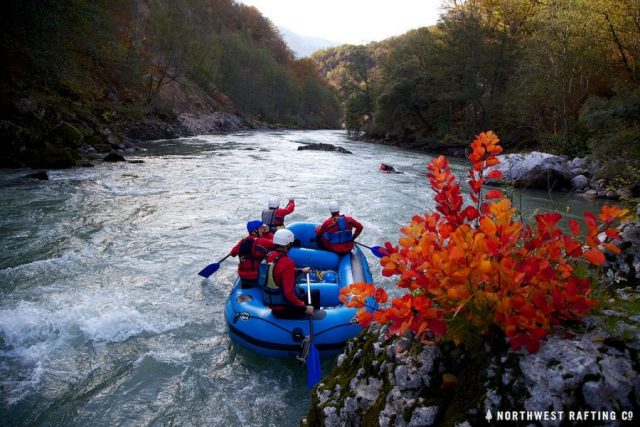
[224,222,374,359]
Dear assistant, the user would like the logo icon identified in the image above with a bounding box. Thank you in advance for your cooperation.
[486,409,493,423]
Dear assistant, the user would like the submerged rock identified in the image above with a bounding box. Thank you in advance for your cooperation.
[23,171,49,180]
[297,143,352,154]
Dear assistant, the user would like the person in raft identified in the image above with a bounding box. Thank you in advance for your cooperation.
[230,220,274,288]
[379,163,397,173]
[261,229,319,318]
[315,201,364,255]
[262,198,295,233]
[258,223,273,239]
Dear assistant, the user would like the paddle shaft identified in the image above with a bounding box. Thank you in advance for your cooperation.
[354,241,373,250]
[354,241,386,258]
[306,273,314,338]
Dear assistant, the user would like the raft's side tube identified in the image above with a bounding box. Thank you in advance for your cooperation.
[288,222,319,249]
[289,247,340,271]
[350,252,366,283]
[339,251,367,287]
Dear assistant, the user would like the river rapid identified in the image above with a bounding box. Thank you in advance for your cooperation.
[0,130,605,426]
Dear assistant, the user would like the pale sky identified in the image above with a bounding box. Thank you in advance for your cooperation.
[237,0,444,44]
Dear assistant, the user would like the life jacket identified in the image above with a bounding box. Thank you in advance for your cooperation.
[259,253,288,306]
[237,236,269,279]
[323,215,353,244]
[262,208,285,232]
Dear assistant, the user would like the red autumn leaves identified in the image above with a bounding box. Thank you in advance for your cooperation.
[340,131,628,353]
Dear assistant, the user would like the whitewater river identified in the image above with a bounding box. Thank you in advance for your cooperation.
[0,130,605,426]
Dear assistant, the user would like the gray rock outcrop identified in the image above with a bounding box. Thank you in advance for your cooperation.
[484,152,639,199]
[306,321,639,426]
[176,111,248,133]
[605,221,640,285]
[487,152,573,190]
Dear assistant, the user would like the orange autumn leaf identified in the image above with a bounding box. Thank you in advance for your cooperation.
[485,189,504,200]
[486,169,504,180]
[341,131,626,354]
[583,249,605,266]
[602,242,621,255]
[485,156,500,167]
[598,205,629,223]
[374,287,388,303]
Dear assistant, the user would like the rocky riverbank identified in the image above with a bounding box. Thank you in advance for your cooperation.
[305,319,639,427]
[486,152,640,202]
[356,133,639,202]
[0,99,253,170]
[304,217,640,426]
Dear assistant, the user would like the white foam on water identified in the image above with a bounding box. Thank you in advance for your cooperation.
[95,179,168,197]
[0,250,84,279]
[1,359,45,406]
[133,349,192,368]
[0,292,188,406]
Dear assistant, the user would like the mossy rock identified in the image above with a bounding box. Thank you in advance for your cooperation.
[0,120,38,149]
[21,143,78,169]
[49,121,84,148]
[86,135,112,153]
[0,120,41,167]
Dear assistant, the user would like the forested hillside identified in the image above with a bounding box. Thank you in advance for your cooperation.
[0,0,340,168]
[313,0,639,189]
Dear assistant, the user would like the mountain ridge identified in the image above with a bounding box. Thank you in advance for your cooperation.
[278,26,341,58]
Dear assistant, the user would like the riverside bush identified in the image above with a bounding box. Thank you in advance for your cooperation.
[341,132,628,353]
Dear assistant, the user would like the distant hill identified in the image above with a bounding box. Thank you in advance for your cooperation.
[278,27,341,58]
[0,0,341,169]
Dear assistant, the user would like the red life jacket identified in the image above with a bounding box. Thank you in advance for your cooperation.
[323,215,354,244]
[237,236,270,281]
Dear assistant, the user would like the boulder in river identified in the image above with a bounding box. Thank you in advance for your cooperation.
[23,171,49,181]
[571,174,590,191]
[487,152,573,191]
[297,143,352,154]
[103,151,126,162]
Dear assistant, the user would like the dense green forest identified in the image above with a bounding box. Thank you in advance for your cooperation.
[313,0,639,188]
[0,0,340,168]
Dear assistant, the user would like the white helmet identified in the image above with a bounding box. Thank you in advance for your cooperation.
[273,229,295,246]
[268,198,280,209]
[328,201,340,213]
